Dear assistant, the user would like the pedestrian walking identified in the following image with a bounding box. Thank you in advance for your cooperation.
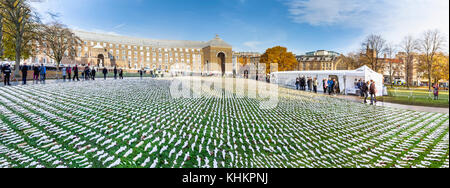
[103,67,108,80]
[119,68,123,79]
[21,63,28,85]
[295,77,300,90]
[362,81,369,104]
[370,80,377,105]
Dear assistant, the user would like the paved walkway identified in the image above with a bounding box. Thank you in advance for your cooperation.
[333,95,449,114]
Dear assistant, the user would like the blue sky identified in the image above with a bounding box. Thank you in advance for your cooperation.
[31,0,449,54]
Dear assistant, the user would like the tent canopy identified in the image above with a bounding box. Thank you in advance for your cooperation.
[270,66,384,96]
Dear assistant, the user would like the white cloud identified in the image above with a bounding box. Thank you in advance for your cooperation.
[286,0,450,52]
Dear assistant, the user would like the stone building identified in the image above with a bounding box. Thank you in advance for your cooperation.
[296,50,345,71]
[30,31,233,75]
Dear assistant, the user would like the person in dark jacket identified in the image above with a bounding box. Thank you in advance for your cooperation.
[3,64,12,86]
[307,77,313,92]
[33,64,40,84]
[21,63,28,85]
[73,65,80,81]
[114,66,118,79]
[91,67,96,80]
[103,67,108,80]
[295,77,300,90]
[362,81,369,104]
[119,68,124,79]
[84,66,90,81]
[139,69,144,79]
[39,64,46,83]
[327,78,334,95]
[369,80,377,105]
[67,65,72,81]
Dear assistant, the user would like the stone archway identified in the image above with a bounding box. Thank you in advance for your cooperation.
[97,54,105,67]
[217,52,226,76]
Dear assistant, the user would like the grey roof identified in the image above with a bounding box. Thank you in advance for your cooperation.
[72,30,231,49]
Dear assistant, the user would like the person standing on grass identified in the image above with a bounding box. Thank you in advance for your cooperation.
[67,65,72,81]
[295,77,300,90]
[61,65,67,82]
[3,64,12,86]
[139,69,144,79]
[114,66,118,79]
[357,79,363,97]
[21,63,28,85]
[362,81,369,104]
[39,64,46,83]
[370,80,377,105]
[313,77,318,93]
[33,64,40,84]
[73,65,80,81]
[103,67,108,80]
[433,83,439,100]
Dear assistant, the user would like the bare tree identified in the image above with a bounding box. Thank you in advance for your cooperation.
[37,22,81,71]
[361,34,386,73]
[419,29,446,91]
[341,52,364,70]
[1,0,40,77]
[384,43,397,88]
[399,35,419,88]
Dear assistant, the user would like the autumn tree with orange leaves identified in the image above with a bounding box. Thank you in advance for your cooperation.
[260,46,297,74]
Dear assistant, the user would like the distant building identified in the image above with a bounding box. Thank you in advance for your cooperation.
[29,31,233,75]
[232,52,261,78]
[296,50,345,71]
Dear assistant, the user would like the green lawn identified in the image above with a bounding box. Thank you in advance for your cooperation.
[379,87,449,108]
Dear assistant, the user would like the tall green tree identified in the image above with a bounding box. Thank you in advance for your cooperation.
[1,0,39,77]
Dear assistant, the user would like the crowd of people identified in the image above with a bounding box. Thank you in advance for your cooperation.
[356,79,378,105]
[295,76,319,93]
[0,64,130,86]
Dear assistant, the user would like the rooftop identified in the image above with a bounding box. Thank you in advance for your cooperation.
[72,30,231,49]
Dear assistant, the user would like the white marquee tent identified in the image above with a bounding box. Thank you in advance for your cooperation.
[270,66,385,96]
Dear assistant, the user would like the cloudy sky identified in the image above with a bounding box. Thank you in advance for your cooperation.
[30,0,449,54]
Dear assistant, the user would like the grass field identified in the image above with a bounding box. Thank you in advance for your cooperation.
[379,87,449,108]
[0,78,448,168]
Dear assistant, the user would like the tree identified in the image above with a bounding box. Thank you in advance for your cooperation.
[1,0,40,77]
[419,53,449,84]
[341,52,364,70]
[361,34,386,73]
[37,22,81,69]
[260,46,297,74]
[419,29,446,91]
[399,35,419,88]
[384,43,397,88]
[0,2,4,58]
